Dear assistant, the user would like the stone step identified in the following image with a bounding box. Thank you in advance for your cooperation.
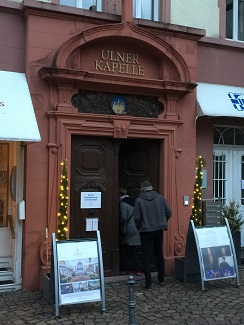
[0,269,14,282]
[0,262,14,283]
[0,261,11,269]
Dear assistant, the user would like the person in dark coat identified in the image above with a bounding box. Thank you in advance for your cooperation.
[119,188,141,275]
[133,180,172,289]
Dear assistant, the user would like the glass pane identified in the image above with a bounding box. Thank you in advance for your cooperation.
[0,144,9,227]
[153,0,159,21]
[213,154,226,201]
[226,0,233,39]
[242,155,244,205]
[60,0,76,7]
[238,0,244,41]
[60,0,101,11]
[80,0,96,10]
[222,128,234,145]
[235,128,244,145]
[242,155,244,178]
[133,0,151,19]
[133,0,159,20]
[214,127,222,144]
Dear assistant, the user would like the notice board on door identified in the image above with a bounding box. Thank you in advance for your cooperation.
[52,231,106,317]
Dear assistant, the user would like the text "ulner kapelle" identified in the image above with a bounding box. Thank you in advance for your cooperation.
[95,50,144,76]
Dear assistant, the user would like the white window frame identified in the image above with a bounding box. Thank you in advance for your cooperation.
[233,0,238,40]
[226,0,244,42]
[60,0,102,11]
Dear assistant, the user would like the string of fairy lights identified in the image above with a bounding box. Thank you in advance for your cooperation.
[56,160,69,240]
[191,156,205,226]
[55,156,204,239]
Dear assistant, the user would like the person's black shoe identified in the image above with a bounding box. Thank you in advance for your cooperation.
[144,284,151,290]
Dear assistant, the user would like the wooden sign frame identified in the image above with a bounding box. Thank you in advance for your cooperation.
[52,231,106,317]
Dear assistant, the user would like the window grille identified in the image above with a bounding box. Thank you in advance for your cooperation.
[213,153,226,203]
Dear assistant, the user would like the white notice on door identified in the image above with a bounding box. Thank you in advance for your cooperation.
[80,192,101,209]
[86,218,99,231]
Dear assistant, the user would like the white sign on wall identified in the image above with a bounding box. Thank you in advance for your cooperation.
[80,192,101,209]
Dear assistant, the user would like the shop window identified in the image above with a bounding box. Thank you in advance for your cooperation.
[0,144,9,226]
[60,0,102,11]
[226,0,244,41]
[133,0,159,21]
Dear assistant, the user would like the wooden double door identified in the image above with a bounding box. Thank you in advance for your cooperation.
[70,135,160,276]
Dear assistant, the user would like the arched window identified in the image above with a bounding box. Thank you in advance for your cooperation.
[214,126,244,145]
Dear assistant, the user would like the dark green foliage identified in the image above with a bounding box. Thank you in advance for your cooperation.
[222,200,244,233]
[56,160,69,240]
[190,156,205,226]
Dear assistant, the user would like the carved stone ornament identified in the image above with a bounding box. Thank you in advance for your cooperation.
[174,234,186,256]
[75,180,106,193]
[113,120,131,138]
[71,90,164,118]
[40,239,52,271]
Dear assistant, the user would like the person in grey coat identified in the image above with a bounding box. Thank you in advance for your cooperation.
[119,188,141,275]
[133,180,172,289]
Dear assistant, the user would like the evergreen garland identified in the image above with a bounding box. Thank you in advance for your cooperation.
[191,156,205,226]
[56,160,69,240]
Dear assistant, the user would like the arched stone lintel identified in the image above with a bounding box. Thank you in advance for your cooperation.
[52,21,191,83]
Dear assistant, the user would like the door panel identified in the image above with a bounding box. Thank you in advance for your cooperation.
[0,143,15,284]
[119,139,160,271]
[70,135,117,275]
[119,139,160,201]
[70,136,160,276]
[214,149,244,246]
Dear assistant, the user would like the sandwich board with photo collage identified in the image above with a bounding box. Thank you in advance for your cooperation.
[52,231,106,318]
[190,218,240,290]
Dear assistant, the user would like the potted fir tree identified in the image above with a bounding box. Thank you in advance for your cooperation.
[43,160,69,304]
[222,200,244,265]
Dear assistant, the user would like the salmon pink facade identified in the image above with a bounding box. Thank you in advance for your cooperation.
[1,0,244,292]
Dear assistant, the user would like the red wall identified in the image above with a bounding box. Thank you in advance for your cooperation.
[1,1,204,290]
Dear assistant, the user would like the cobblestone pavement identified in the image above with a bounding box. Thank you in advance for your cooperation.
[0,268,244,325]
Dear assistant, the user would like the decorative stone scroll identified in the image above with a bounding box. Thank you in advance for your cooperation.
[113,120,131,138]
[40,239,52,272]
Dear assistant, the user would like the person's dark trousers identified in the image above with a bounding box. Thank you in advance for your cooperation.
[140,230,164,287]
[129,245,141,272]
[120,245,141,272]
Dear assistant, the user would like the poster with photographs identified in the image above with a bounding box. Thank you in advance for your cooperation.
[195,226,236,281]
[56,240,101,305]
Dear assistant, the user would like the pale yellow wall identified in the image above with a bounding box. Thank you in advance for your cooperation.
[9,0,51,2]
[8,0,220,37]
[171,0,220,38]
